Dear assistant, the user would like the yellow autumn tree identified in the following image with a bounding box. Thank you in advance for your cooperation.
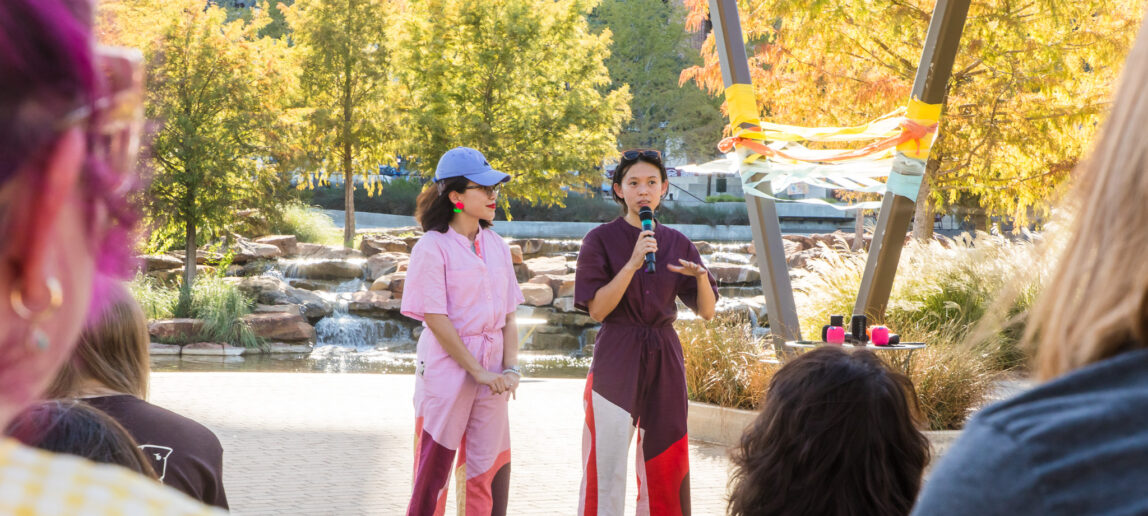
[682,0,1145,234]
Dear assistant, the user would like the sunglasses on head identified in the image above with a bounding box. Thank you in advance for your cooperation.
[621,149,662,162]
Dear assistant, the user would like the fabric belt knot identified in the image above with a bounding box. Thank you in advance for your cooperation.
[462,329,500,370]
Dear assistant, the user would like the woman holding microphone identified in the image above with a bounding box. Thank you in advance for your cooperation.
[401,147,524,516]
[575,149,717,516]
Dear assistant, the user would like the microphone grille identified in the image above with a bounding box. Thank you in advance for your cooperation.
[639,206,653,220]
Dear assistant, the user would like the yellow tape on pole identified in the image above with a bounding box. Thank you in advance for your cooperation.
[725,84,759,129]
[896,97,942,160]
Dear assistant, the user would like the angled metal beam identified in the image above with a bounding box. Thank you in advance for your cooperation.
[854,0,971,322]
[709,0,802,354]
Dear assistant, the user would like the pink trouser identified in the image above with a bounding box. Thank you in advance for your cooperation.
[407,330,511,516]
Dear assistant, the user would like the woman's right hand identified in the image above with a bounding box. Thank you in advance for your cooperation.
[472,369,510,394]
[626,230,657,271]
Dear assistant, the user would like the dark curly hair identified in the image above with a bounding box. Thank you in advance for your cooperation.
[413,176,493,233]
[727,346,930,516]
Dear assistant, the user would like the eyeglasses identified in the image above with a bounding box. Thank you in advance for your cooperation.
[464,184,502,196]
[621,149,662,162]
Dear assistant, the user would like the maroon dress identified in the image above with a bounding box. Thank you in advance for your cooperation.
[574,217,718,516]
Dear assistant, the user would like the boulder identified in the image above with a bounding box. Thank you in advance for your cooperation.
[694,241,714,255]
[513,263,531,283]
[710,252,752,265]
[782,234,815,252]
[241,312,316,343]
[253,304,304,316]
[522,239,546,255]
[225,265,245,277]
[181,342,245,356]
[548,311,597,327]
[229,277,333,320]
[708,263,761,285]
[530,332,580,351]
[141,254,183,271]
[347,290,396,316]
[225,237,283,264]
[365,252,408,280]
[285,287,335,320]
[529,273,576,299]
[520,283,554,307]
[370,275,392,292]
[284,259,364,280]
[267,342,313,354]
[255,235,299,256]
[715,295,769,326]
[525,256,567,278]
[388,273,407,296]
[551,297,577,313]
[288,279,326,291]
[787,247,829,269]
[148,319,204,341]
[509,245,523,264]
[149,343,181,355]
[297,243,365,260]
[359,235,409,256]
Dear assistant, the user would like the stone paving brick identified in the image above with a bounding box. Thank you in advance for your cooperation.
[151,372,732,515]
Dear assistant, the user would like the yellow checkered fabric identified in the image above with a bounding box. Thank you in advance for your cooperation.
[0,438,224,515]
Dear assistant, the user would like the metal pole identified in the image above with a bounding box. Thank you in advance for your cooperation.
[854,0,971,321]
[709,0,802,354]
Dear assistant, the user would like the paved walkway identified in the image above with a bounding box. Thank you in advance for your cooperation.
[151,372,733,515]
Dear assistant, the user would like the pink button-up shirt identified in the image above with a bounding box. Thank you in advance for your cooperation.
[401,226,524,377]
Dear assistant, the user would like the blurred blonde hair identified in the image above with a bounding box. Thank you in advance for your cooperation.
[47,288,149,399]
[1024,17,1148,380]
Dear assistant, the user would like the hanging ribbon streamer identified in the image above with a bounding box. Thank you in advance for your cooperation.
[716,85,942,204]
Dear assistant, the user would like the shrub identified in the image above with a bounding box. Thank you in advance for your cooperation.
[677,313,779,410]
[679,314,996,430]
[190,275,260,348]
[793,232,1049,371]
[128,273,179,320]
[129,273,261,348]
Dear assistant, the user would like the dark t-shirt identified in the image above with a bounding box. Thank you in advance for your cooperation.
[911,347,1148,515]
[84,395,229,510]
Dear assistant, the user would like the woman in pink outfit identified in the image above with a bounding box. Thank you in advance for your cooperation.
[401,147,525,516]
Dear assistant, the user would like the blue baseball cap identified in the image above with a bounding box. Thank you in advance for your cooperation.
[434,147,510,186]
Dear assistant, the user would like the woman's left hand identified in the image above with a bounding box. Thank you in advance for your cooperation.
[502,373,520,400]
[668,259,708,278]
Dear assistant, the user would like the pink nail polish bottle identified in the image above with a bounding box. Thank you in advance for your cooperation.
[871,326,890,346]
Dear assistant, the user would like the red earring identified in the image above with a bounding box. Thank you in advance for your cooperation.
[454,201,464,213]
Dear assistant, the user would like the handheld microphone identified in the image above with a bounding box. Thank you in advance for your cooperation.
[639,206,655,273]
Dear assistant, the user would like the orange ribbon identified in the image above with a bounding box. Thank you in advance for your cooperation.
[719,119,937,163]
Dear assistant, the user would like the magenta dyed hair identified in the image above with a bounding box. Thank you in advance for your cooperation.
[0,0,140,284]
[0,0,141,403]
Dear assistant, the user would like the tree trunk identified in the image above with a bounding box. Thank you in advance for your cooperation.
[344,156,354,248]
[852,208,865,251]
[183,214,197,288]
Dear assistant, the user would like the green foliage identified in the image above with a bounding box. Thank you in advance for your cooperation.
[191,275,261,348]
[128,273,179,320]
[267,202,340,243]
[282,0,400,247]
[590,0,724,164]
[131,273,261,348]
[704,194,744,203]
[395,0,631,211]
[140,0,291,287]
